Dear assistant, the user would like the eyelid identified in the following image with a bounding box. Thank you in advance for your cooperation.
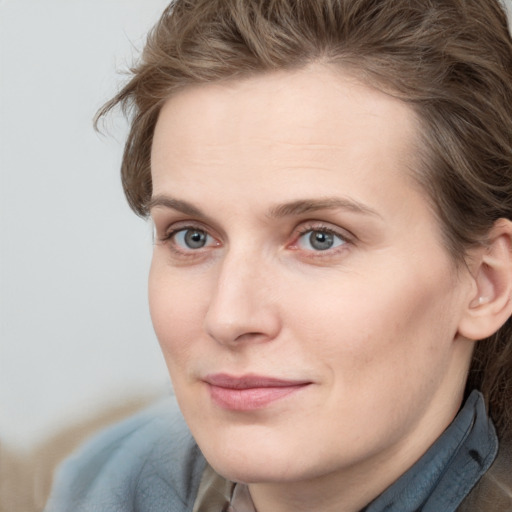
[156,219,213,242]
[153,210,227,241]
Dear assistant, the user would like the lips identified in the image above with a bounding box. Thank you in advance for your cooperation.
[204,373,311,411]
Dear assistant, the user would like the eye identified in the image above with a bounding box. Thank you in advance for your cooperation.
[296,229,346,251]
[172,228,216,250]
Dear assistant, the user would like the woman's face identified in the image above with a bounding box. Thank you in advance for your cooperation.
[149,65,475,490]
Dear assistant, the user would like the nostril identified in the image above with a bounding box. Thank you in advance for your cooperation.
[204,309,281,347]
[233,331,273,344]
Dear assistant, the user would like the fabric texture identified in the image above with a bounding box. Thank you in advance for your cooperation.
[45,391,511,512]
[45,397,206,512]
[457,436,512,512]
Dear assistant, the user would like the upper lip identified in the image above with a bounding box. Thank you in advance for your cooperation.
[204,373,311,389]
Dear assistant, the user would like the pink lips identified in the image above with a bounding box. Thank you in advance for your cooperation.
[204,374,311,411]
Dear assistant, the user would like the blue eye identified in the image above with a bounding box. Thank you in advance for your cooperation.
[297,229,346,251]
[173,228,214,249]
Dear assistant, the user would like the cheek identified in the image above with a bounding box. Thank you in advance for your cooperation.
[148,257,207,359]
[293,264,460,380]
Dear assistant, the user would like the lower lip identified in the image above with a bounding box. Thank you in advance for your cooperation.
[207,384,309,411]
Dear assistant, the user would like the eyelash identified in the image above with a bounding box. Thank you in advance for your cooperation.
[158,221,352,258]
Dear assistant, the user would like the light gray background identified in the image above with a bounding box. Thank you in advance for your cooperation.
[1,0,171,452]
[1,0,512,452]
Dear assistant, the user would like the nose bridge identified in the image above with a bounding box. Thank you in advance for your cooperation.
[204,242,280,345]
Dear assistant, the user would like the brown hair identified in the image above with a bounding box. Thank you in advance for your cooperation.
[98,0,512,439]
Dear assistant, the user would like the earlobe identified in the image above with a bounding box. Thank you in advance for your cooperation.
[458,219,512,341]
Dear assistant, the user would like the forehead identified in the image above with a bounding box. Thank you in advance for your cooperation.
[151,64,420,208]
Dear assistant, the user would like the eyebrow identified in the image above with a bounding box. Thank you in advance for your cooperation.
[148,195,381,219]
[148,195,206,218]
[268,197,382,219]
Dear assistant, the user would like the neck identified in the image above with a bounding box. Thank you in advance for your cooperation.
[249,472,377,512]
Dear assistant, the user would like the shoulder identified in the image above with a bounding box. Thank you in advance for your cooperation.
[458,436,512,511]
[45,396,206,512]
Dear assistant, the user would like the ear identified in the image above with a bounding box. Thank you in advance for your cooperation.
[458,219,512,341]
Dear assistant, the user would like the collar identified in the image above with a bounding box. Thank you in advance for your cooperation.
[363,390,498,511]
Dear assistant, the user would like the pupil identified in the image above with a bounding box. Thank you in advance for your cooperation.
[185,230,206,248]
[310,231,333,251]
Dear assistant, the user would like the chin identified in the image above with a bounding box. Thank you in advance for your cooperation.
[197,429,330,485]
[193,428,301,483]
[206,455,299,485]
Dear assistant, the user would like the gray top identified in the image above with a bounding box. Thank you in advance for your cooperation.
[45,391,498,512]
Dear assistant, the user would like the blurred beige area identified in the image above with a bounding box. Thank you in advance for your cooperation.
[0,395,157,512]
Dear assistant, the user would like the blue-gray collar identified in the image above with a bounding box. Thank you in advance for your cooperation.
[362,390,498,512]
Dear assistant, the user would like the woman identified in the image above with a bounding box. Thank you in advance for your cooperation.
[46,0,512,510]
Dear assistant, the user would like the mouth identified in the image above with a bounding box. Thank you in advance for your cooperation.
[203,373,312,411]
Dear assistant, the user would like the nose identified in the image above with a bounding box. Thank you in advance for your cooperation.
[204,249,281,347]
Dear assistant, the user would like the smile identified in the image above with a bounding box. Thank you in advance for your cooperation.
[204,374,312,411]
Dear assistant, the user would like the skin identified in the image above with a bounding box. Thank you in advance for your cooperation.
[148,64,478,512]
